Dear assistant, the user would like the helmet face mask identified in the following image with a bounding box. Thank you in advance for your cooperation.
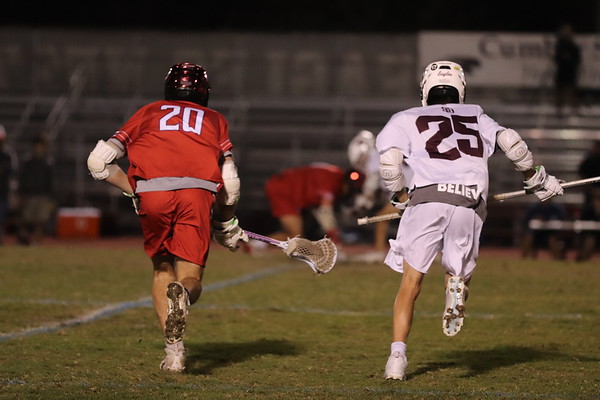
[164,63,211,106]
[347,130,375,171]
[420,61,466,106]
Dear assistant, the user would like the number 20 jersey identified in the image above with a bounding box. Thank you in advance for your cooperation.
[375,103,504,201]
[110,100,233,193]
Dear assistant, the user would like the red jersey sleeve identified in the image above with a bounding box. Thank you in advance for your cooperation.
[217,117,233,155]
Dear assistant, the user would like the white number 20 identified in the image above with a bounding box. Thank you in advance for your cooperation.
[159,105,204,135]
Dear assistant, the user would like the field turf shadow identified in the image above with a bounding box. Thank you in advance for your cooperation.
[408,345,599,379]
[183,338,301,374]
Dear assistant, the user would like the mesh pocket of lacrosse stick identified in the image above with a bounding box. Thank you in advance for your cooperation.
[245,231,338,274]
[285,236,337,274]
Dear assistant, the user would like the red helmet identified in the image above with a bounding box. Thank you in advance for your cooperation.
[164,63,210,106]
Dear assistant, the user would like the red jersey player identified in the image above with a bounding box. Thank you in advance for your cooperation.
[264,163,363,244]
[86,63,248,372]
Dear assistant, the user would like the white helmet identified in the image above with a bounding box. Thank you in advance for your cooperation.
[420,61,466,107]
[348,130,375,171]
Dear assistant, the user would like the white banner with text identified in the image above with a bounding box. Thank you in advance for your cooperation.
[419,31,600,88]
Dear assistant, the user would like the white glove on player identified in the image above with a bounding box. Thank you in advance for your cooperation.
[523,165,564,201]
[390,189,409,210]
[211,217,249,251]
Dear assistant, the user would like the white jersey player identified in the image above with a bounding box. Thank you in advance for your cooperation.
[348,130,380,211]
[378,61,564,381]
[348,130,399,260]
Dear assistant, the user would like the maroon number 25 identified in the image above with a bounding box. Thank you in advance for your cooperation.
[416,115,483,160]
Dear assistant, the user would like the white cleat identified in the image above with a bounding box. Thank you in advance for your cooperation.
[384,351,408,380]
[160,341,186,372]
[443,276,466,336]
[165,282,189,344]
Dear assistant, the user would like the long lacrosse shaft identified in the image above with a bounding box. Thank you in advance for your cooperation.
[356,175,600,225]
[490,175,600,202]
[245,231,282,247]
[357,213,402,225]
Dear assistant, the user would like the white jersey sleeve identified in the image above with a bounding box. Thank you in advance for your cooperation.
[375,103,503,200]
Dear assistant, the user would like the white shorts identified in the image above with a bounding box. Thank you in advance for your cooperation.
[384,202,483,279]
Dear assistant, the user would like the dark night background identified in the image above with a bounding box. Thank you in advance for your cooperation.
[3,1,599,33]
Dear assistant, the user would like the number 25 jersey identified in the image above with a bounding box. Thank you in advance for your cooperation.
[375,103,504,201]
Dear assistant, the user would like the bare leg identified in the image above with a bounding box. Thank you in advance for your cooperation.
[175,257,204,304]
[576,234,596,261]
[155,256,203,372]
[152,255,177,333]
[392,262,425,343]
[153,255,204,332]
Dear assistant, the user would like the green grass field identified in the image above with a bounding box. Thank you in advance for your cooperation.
[1,240,599,399]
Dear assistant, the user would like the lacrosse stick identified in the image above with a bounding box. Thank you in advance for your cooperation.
[490,176,600,202]
[357,212,402,225]
[356,176,600,225]
[245,231,338,274]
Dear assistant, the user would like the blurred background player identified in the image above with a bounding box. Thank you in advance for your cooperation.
[263,163,363,255]
[347,130,398,262]
[520,201,568,260]
[16,135,55,246]
[0,125,16,244]
[86,62,248,372]
[377,60,564,380]
[576,139,600,260]
[553,23,581,117]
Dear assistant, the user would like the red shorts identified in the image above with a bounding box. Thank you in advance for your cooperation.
[138,189,214,266]
[265,175,299,217]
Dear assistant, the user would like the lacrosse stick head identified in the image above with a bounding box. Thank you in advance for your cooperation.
[285,236,338,274]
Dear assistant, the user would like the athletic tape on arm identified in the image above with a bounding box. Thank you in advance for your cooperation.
[379,147,405,192]
[221,158,240,205]
[496,129,533,172]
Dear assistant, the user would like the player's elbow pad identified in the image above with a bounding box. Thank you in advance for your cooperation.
[379,148,406,192]
[87,139,124,180]
[221,159,240,205]
[496,129,533,171]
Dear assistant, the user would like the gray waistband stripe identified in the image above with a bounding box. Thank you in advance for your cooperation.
[409,184,487,221]
[136,177,220,193]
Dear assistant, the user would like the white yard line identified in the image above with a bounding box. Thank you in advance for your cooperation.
[0,262,589,343]
[0,265,293,343]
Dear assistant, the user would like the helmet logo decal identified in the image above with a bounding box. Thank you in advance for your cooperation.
[421,61,466,106]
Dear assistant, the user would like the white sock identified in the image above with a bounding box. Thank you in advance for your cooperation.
[391,341,406,356]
